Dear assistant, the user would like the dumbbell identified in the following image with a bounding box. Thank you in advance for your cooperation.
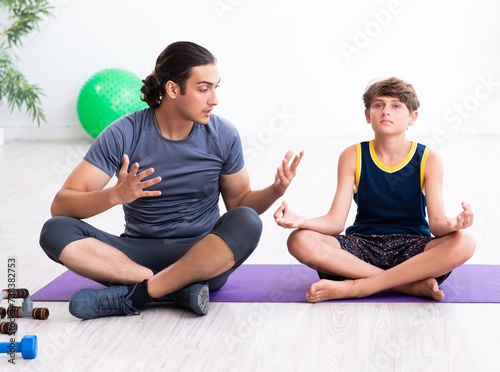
[0,335,37,359]
[0,321,17,335]
[0,289,49,320]
[0,289,29,301]
[5,303,49,320]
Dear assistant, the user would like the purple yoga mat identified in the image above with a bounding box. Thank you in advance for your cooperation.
[31,264,500,303]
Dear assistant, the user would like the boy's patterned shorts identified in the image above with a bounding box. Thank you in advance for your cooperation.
[317,233,451,284]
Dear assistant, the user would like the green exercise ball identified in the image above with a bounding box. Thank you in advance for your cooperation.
[77,68,147,138]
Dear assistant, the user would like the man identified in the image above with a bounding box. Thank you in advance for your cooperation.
[40,41,303,319]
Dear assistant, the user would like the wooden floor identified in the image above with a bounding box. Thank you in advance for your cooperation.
[0,135,499,371]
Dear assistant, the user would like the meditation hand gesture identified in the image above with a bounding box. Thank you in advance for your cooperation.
[274,201,306,229]
[447,202,474,231]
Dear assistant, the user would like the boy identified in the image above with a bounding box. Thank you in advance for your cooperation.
[274,77,475,302]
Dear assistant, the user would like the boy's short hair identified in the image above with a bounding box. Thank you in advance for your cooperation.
[363,77,420,113]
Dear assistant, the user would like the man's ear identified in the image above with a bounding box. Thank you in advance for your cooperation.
[165,81,178,99]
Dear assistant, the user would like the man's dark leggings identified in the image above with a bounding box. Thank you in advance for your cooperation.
[39,206,263,291]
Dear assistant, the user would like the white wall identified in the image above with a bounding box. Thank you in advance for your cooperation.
[1,0,499,143]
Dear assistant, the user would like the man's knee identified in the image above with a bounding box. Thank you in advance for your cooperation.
[39,216,82,264]
[231,206,263,241]
[213,207,263,263]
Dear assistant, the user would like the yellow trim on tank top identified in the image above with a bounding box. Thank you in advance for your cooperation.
[369,140,417,173]
[420,146,429,195]
[354,142,361,193]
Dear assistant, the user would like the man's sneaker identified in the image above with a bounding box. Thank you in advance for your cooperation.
[169,282,209,315]
[69,285,140,320]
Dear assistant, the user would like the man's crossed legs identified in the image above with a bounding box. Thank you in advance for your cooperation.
[39,207,262,319]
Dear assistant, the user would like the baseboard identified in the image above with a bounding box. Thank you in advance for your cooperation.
[1,126,90,141]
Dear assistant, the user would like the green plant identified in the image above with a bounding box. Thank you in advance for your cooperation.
[0,0,53,125]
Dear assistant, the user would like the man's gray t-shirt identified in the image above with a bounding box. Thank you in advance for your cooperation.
[84,108,244,239]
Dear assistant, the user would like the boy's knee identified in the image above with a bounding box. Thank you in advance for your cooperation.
[287,229,313,262]
[456,230,476,259]
[446,230,475,264]
[287,230,301,254]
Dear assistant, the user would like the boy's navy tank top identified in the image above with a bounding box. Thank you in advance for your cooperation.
[346,140,431,237]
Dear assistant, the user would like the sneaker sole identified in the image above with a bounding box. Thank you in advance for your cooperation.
[193,284,209,316]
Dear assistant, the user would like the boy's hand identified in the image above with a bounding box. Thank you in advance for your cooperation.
[274,201,306,229]
[447,202,474,231]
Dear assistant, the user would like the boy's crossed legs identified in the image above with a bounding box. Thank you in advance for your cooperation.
[287,229,476,302]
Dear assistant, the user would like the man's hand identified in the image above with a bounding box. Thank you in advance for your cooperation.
[272,150,304,196]
[114,154,162,204]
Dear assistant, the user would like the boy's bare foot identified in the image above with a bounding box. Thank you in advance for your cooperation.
[306,277,445,303]
[306,279,360,303]
[393,278,445,301]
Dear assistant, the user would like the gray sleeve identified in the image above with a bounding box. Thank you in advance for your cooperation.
[83,118,129,177]
[220,120,245,175]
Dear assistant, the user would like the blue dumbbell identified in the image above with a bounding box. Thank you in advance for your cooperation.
[0,335,37,359]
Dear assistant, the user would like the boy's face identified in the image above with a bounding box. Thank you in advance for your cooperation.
[365,96,418,134]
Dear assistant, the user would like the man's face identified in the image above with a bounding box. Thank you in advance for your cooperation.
[175,64,220,125]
